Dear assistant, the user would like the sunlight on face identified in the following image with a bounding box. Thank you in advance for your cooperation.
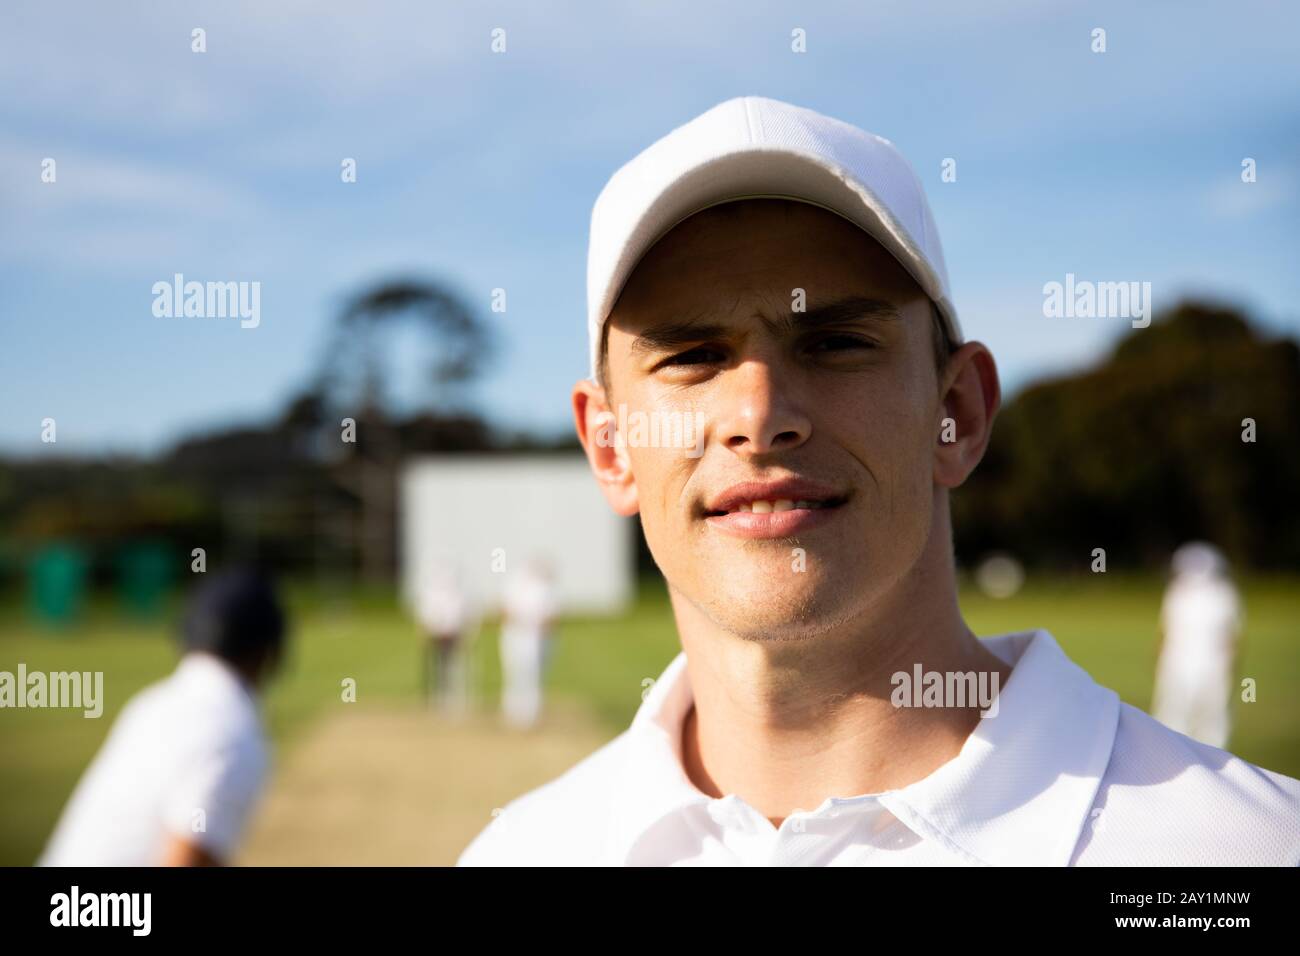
[604,199,944,641]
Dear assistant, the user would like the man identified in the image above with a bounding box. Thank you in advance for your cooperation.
[40,569,285,866]
[459,97,1300,865]
[415,563,470,714]
[499,558,558,729]
[1152,542,1243,748]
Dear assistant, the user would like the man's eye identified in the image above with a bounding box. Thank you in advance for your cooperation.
[663,346,724,366]
[809,334,875,352]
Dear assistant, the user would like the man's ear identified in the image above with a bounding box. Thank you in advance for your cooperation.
[934,341,1000,489]
[572,378,640,517]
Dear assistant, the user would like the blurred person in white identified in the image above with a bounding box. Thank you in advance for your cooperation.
[1153,543,1242,748]
[416,563,471,714]
[39,569,285,867]
[499,558,557,729]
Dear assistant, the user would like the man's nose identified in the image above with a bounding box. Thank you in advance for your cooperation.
[712,359,812,456]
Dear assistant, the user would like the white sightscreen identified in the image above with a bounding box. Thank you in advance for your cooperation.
[399,454,635,616]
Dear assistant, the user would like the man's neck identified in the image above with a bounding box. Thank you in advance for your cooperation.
[671,534,1012,828]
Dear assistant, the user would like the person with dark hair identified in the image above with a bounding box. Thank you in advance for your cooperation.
[40,569,287,867]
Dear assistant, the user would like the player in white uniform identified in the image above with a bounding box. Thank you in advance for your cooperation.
[499,559,557,729]
[415,565,471,714]
[1152,542,1242,748]
[39,569,285,866]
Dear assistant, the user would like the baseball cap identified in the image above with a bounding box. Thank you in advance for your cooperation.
[181,567,286,665]
[585,95,961,381]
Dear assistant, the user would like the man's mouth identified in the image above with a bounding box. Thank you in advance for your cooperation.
[705,497,840,515]
[701,479,848,538]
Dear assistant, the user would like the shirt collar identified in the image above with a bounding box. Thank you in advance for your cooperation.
[605,652,712,862]
[605,629,1120,866]
[176,652,258,703]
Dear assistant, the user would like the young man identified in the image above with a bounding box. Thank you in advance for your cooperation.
[459,97,1300,866]
[40,569,285,867]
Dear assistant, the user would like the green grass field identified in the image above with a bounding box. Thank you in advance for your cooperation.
[1,573,1296,866]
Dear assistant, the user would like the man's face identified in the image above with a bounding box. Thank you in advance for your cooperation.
[601,199,946,641]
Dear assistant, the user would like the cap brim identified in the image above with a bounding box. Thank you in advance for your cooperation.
[587,146,961,380]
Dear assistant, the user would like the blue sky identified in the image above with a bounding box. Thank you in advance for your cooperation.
[2,0,1297,455]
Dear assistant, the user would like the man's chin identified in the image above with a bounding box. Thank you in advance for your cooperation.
[722,612,848,644]
[690,573,857,642]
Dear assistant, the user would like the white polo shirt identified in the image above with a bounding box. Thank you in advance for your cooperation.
[39,653,269,866]
[458,629,1300,866]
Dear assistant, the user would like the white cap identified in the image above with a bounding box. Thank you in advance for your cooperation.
[586,95,961,381]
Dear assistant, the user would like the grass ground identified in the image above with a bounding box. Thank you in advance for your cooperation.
[1,573,1296,865]
[236,704,610,866]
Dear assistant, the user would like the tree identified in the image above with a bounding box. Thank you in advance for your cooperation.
[953,301,1300,570]
[311,278,494,582]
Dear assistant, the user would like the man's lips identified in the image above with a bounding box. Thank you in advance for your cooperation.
[703,478,847,515]
[700,478,849,539]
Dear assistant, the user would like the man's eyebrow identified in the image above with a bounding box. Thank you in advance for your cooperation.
[628,319,734,356]
[628,296,903,356]
[763,295,903,335]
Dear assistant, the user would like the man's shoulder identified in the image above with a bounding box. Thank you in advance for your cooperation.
[456,729,635,866]
[1077,702,1300,865]
[117,672,268,778]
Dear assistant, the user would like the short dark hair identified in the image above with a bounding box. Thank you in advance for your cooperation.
[928,299,958,377]
[181,568,286,671]
[596,298,957,390]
